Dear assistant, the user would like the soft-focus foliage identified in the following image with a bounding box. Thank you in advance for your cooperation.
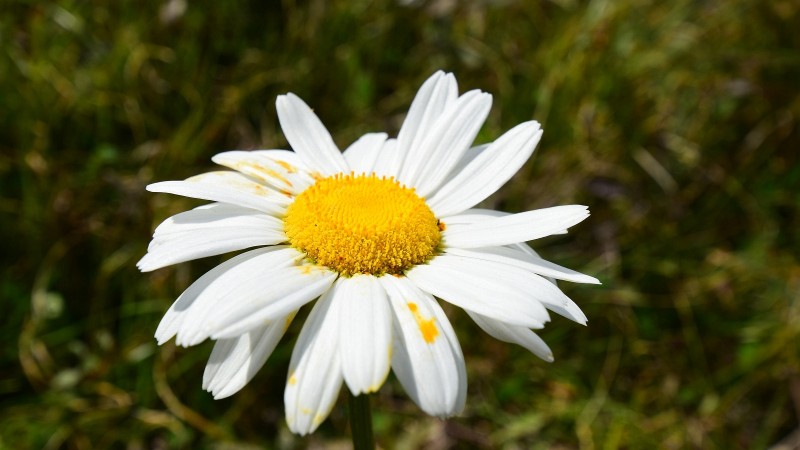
[2,0,799,448]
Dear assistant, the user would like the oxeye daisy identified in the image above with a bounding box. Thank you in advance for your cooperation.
[139,71,598,436]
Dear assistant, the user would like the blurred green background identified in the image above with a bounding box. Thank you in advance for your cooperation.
[2,0,799,448]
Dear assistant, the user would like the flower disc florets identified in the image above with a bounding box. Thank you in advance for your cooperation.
[284,173,441,276]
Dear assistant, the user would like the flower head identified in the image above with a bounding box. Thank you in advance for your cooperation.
[139,71,598,435]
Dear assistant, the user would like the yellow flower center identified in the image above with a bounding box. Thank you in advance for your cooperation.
[284,173,441,276]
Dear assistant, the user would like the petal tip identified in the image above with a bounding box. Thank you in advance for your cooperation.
[144,181,183,194]
[136,256,158,272]
[212,389,235,400]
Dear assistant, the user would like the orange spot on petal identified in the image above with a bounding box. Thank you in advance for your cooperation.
[275,160,297,173]
[406,302,439,343]
[266,168,293,187]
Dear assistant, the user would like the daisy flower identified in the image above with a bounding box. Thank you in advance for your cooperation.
[139,71,598,435]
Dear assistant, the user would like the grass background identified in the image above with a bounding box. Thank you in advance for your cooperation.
[2,0,799,448]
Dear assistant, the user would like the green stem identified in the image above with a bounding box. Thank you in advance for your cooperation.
[348,392,374,450]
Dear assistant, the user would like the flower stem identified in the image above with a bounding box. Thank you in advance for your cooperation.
[348,392,374,450]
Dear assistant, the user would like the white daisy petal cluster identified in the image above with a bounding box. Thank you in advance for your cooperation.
[139,71,598,435]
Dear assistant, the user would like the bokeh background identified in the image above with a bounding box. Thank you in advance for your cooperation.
[2,0,799,448]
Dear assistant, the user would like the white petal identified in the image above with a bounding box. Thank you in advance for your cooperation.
[251,149,311,173]
[212,151,314,194]
[510,243,557,284]
[380,275,466,417]
[459,253,587,325]
[151,203,281,236]
[138,203,286,272]
[370,138,403,178]
[466,311,554,362]
[445,247,600,285]
[428,122,543,217]
[154,247,280,345]
[509,240,551,261]
[343,133,388,176]
[209,264,337,339]
[417,254,585,325]
[285,286,343,435]
[395,72,458,183]
[406,255,550,328]
[440,209,573,234]
[336,275,392,395]
[401,90,493,197]
[147,171,289,216]
[441,208,569,235]
[202,311,296,399]
[443,205,590,249]
[139,233,273,273]
[439,208,510,224]
[435,209,569,285]
[440,144,489,185]
[174,246,305,346]
[276,93,348,176]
